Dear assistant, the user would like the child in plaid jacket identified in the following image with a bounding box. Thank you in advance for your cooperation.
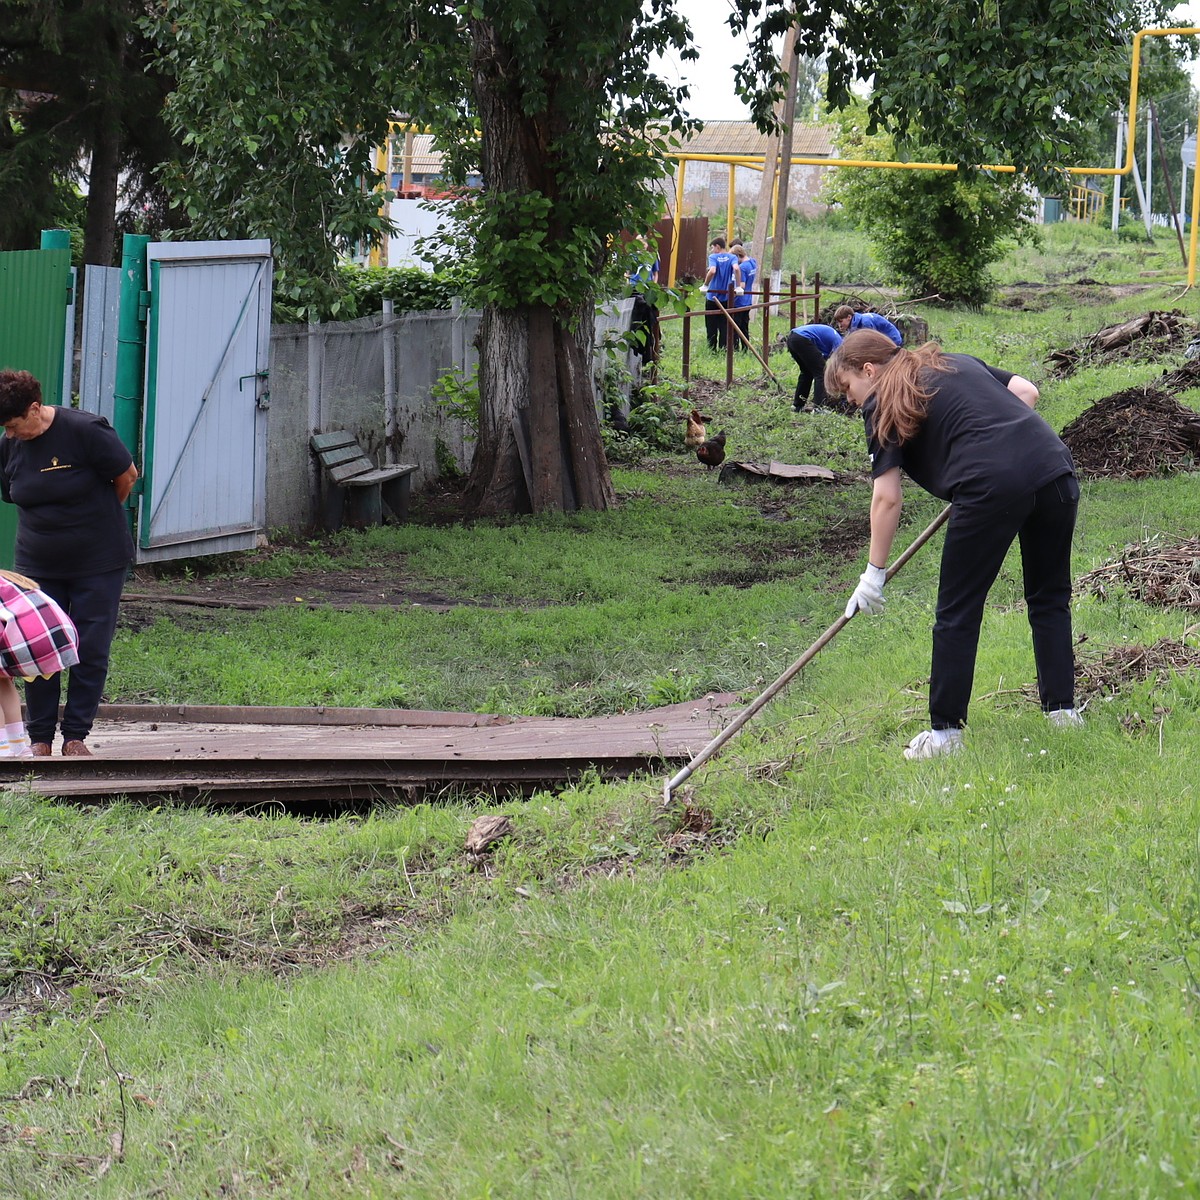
[0,569,79,757]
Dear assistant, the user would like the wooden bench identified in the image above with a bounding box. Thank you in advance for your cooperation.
[310,431,418,530]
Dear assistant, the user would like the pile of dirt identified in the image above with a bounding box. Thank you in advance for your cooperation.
[1059,386,1200,478]
[1045,310,1197,378]
[1077,536,1200,609]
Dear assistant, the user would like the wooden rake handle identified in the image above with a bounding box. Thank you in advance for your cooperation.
[662,504,952,804]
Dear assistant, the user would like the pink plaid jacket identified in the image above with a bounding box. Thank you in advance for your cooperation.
[0,576,80,680]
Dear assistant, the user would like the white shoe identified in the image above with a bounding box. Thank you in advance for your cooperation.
[1045,708,1084,728]
[903,729,964,761]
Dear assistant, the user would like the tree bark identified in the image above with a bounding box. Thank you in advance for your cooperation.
[82,101,121,267]
[463,17,615,517]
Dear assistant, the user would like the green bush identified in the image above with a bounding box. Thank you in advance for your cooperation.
[825,113,1038,305]
[336,265,459,316]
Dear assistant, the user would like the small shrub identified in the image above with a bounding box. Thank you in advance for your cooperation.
[431,365,481,435]
[337,265,459,316]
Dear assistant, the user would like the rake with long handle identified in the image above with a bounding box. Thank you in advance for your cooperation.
[662,504,953,804]
[712,297,784,387]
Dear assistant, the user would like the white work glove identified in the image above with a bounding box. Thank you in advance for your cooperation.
[734,287,744,296]
[845,563,887,618]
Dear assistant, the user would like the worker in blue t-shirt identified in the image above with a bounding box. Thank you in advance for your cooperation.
[833,305,903,346]
[786,323,843,410]
[702,238,742,351]
[627,252,659,289]
[732,245,757,352]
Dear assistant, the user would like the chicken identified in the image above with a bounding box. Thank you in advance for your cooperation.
[684,408,707,450]
[696,431,727,469]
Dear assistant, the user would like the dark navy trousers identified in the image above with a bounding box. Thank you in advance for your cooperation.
[929,473,1079,729]
[24,567,127,744]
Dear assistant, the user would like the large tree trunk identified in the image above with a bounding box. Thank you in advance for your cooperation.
[82,101,121,267]
[464,18,615,517]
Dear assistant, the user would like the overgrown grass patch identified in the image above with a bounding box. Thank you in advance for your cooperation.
[9,238,1200,1196]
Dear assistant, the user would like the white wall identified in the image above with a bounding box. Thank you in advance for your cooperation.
[386,199,452,270]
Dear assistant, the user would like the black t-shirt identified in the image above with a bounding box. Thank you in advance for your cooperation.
[863,354,1075,505]
[0,408,135,577]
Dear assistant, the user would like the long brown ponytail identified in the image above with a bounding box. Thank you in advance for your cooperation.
[825,330,955,446]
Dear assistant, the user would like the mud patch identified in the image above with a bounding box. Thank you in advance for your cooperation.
[814,512,872,561]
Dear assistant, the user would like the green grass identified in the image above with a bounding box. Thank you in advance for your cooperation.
[7,223,1200,1196]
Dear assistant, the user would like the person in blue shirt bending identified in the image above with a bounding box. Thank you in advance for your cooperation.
[702,238,742,351]
[732,245,757,352]
[786,323,843,410]
[833,305,903,346]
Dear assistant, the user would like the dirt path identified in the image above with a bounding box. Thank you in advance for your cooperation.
[122,565,477,617]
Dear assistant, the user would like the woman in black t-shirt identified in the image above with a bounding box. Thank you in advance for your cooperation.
[0,370,138,757]
[824,331,1081,761]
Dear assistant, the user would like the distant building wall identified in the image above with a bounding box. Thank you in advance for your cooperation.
[673,162,833,218]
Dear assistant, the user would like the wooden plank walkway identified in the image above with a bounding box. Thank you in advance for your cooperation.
[0,697,740,806]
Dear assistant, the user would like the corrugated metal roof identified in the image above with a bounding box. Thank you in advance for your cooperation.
[680,120,835,158]
[389,133,445,174]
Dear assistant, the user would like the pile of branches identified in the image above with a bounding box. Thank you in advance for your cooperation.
[1077,535,1200,608]
[1072,638,1200,704]
[1045,310,1195,378]
[1156,356,1200,394]
[1019,637,1200,707]
[1060,386,1200,477]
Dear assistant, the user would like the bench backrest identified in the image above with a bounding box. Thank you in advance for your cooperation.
[311,431,376,484]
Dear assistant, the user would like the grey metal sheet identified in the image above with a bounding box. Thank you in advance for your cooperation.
[79,265,121,419]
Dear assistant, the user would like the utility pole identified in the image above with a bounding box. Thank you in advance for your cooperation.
[1145,102,1153,217]
[770,32,802,280]
[1111,107,1123,233]
[751,24,796,275]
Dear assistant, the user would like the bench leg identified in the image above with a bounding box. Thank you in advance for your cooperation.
[346,483,384,528]
[320,484,347,532]
[380,473,413,522]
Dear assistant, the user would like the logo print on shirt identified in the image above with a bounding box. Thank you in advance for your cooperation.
[40,456,73,473]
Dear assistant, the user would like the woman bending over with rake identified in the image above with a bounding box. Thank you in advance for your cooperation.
[825,330,1082,760]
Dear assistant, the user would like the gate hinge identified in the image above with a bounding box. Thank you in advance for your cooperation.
[138,289,151,321]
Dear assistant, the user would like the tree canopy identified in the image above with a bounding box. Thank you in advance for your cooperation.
[154,0,1185,318]
[733,0,1175,190]
[826,110,1038,304]
[0,0,178,264]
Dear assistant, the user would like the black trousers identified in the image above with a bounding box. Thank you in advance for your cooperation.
[25,566,128,744]
[629,296,658,363]
[929,473,1079,729]
[733,308,751,351]
[705,298,731,349]
[786,332,829,408]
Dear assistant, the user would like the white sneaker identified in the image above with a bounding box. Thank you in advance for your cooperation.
[1045,708,1084,728]
[903,729,964,761]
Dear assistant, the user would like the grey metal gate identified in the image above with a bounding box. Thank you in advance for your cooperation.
[138,239,272,563]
